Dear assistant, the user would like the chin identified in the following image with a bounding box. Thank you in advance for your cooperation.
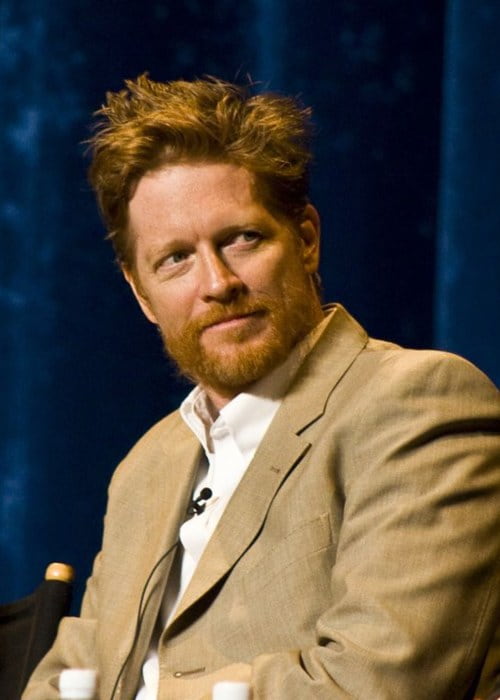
[196,339,291,392]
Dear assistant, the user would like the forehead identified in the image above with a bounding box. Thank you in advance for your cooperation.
[129,162,260,220]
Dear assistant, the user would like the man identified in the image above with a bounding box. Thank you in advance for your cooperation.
[24,75,499,699]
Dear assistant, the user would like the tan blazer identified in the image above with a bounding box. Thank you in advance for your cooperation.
[24,305,500,700]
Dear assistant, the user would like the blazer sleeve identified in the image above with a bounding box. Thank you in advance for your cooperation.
[218,352,500,699]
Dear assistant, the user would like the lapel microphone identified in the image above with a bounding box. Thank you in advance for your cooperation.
[187,487,213,516]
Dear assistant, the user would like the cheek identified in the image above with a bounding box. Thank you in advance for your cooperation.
[267,254,306,294]
[242,248,295,292]
[149,288,193,331]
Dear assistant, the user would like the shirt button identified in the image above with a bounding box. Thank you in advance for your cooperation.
[211,426,228,439]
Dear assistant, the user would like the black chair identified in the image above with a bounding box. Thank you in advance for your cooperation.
[0,562,74,699]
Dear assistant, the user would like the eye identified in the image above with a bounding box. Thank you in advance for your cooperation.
[154,249,190,273]
[227,229,264,247]
[167,250,189,264]
[240,229,262,242]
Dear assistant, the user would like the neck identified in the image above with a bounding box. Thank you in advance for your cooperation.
[204,389,235,414]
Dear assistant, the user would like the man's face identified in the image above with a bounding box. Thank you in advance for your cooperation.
[126,162,322,408]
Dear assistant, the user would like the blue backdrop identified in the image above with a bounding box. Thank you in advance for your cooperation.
[1,0,499,609]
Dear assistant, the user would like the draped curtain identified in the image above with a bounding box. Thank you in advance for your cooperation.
[435,0,500,384]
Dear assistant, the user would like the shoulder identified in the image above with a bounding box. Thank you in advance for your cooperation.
[313,330,500,474]
[318,341,500,520]
[333,342,500,483]
[311,305,498,408]
[356,340,499,406]
[341,343,500,444]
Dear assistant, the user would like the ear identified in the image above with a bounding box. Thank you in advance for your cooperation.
[121,266,158,325]
[297,204,321,274]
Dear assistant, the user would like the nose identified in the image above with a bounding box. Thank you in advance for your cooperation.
[198,250,244,303]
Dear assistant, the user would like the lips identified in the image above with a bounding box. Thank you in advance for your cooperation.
[205,314,250,328]
[203,311,262,331]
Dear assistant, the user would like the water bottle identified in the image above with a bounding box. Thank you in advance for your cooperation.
[59,669,97,699]
[212,680,251,699]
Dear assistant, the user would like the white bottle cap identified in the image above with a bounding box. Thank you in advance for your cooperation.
[59,669,97,699]
[212,680,251,700]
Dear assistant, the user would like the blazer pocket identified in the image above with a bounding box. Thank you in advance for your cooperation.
[239,512,333,599]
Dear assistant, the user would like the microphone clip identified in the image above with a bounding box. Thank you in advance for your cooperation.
[187,487,213,517]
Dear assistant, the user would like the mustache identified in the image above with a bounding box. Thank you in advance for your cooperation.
[187,301,269,334]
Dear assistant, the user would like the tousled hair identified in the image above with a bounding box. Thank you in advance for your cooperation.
[87,74,314,269]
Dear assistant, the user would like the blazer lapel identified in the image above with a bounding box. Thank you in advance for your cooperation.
[169,304,368,626]
[170,425,311,624]
[119,417,201,696]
